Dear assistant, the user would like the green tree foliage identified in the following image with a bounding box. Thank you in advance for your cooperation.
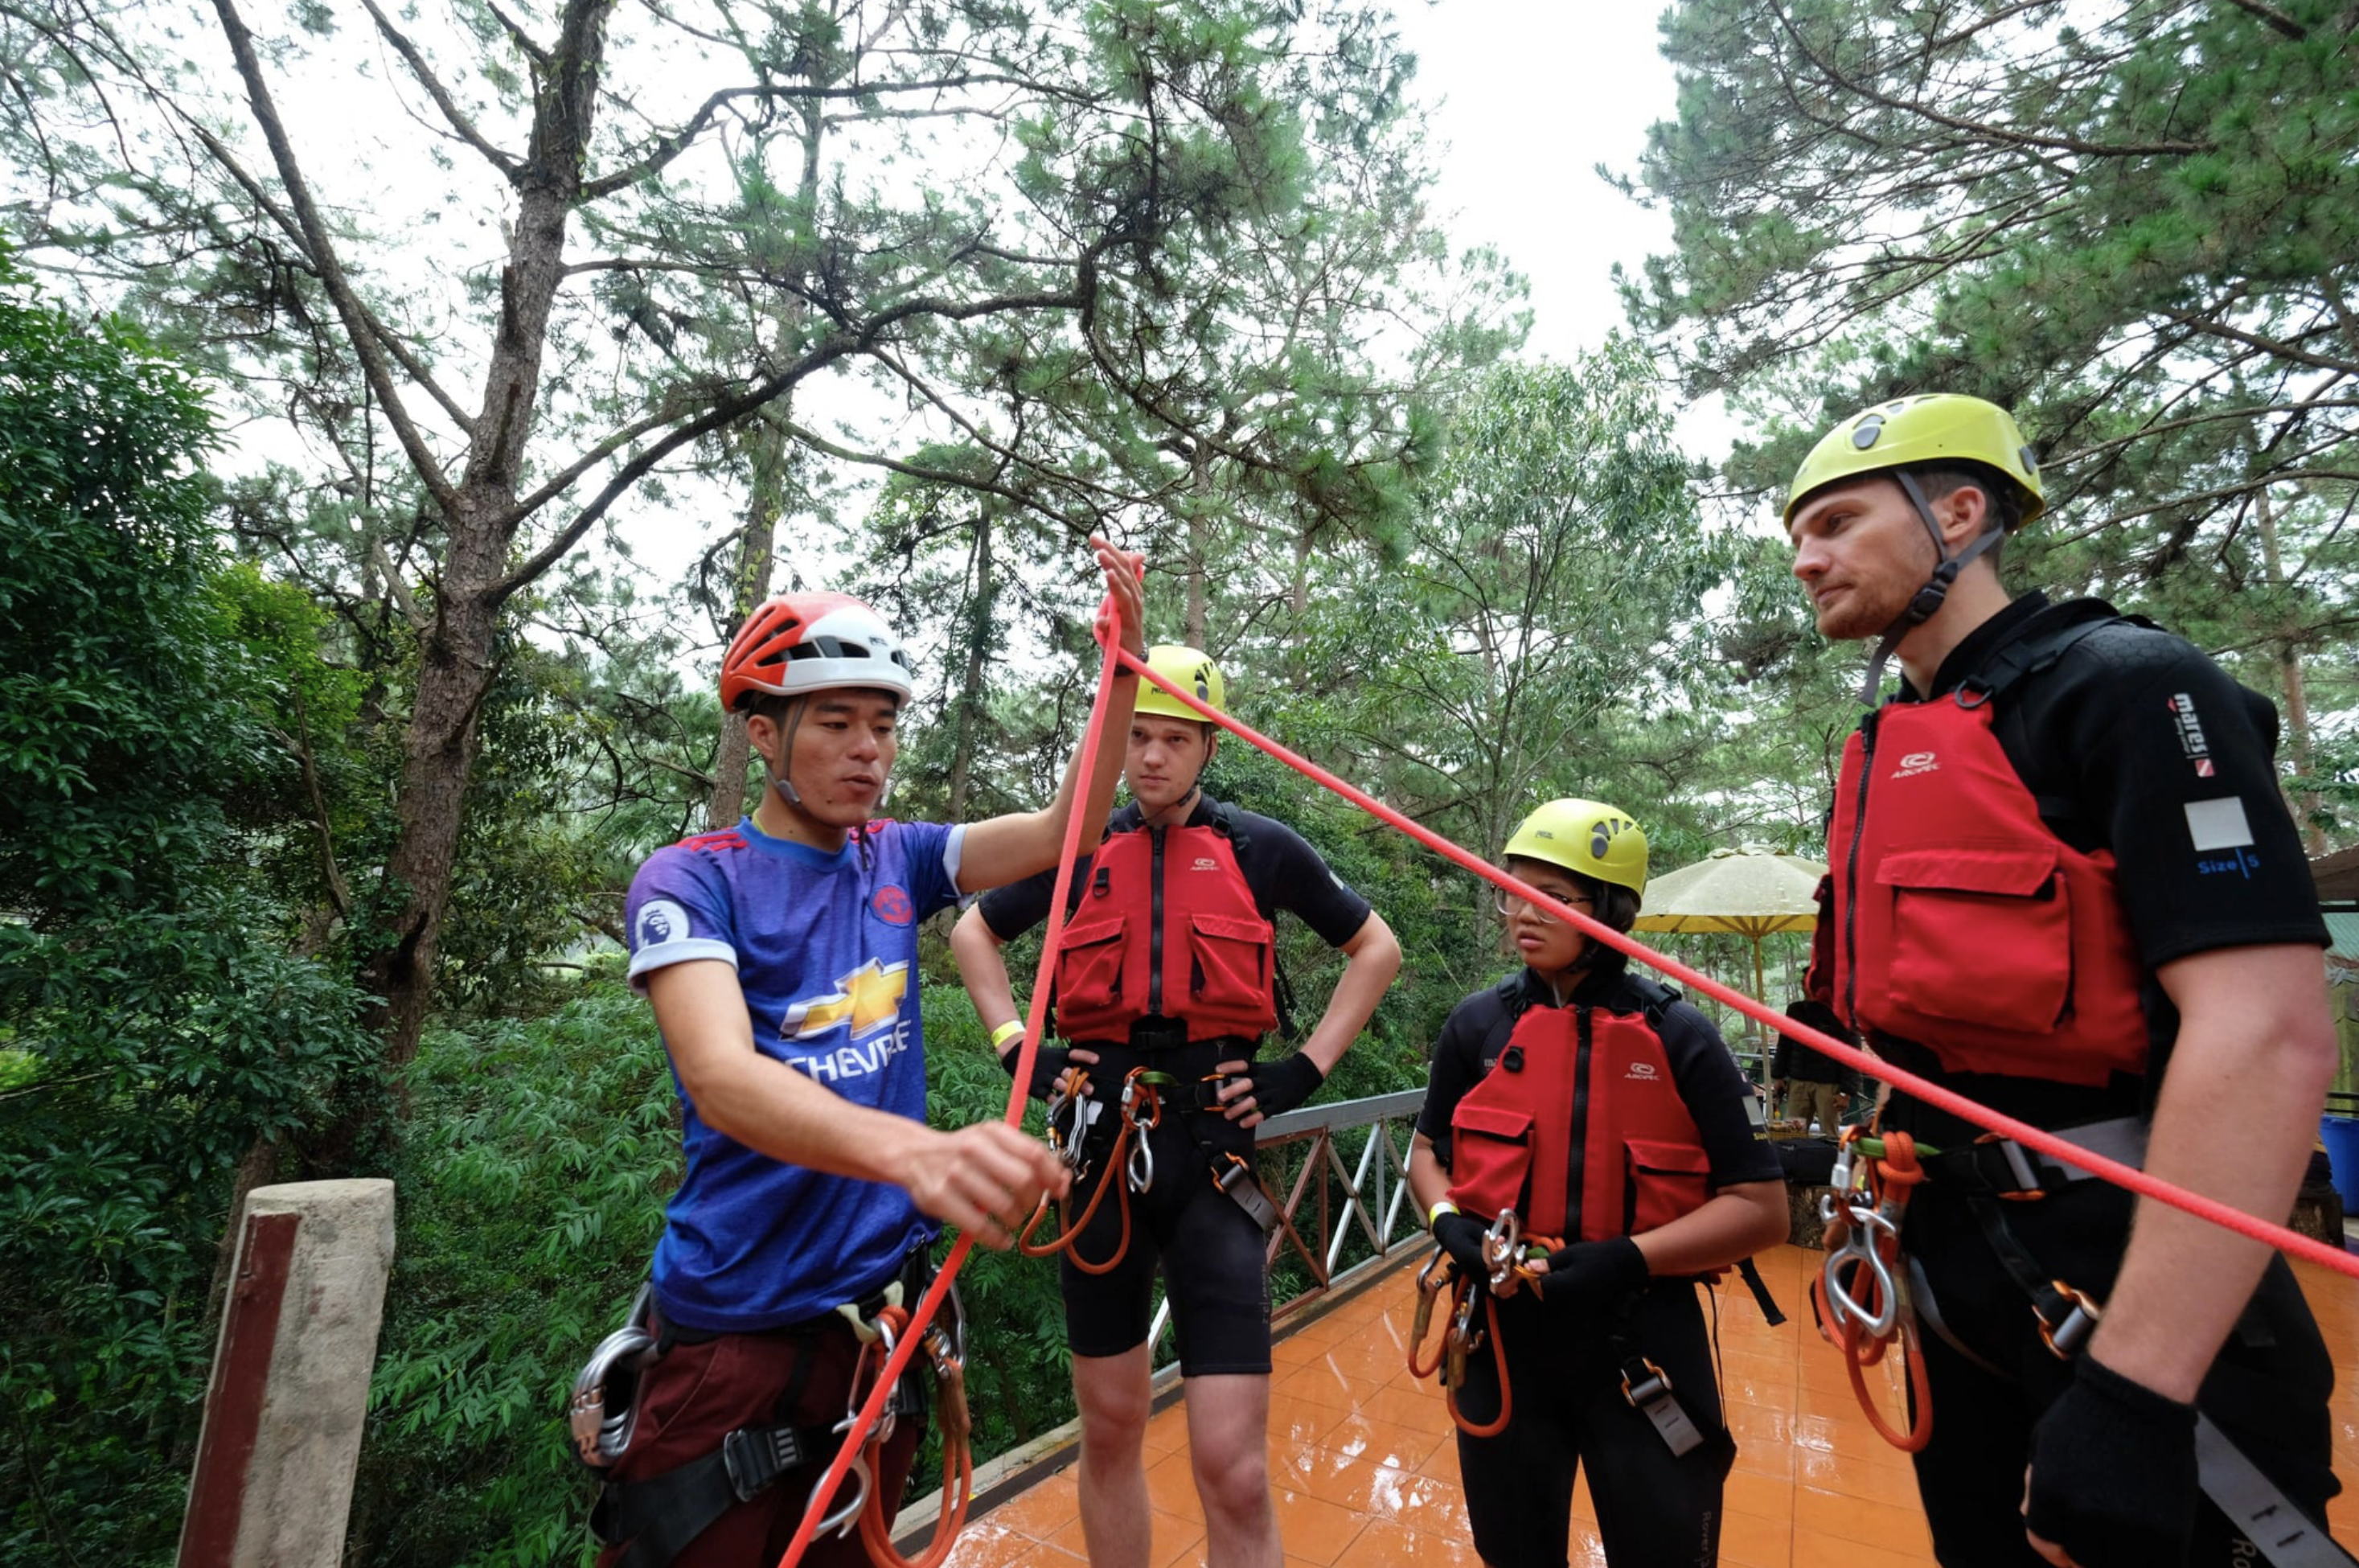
[1301,349,1734,902]
[0,0,1524,1090]
[0,253,379,1561]
[358,979,672,1568]
[1627,0,2359,843]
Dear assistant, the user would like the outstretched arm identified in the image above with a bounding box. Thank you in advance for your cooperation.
[958,538,1146,892]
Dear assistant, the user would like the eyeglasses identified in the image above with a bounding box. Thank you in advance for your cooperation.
[1493,888,1593,922]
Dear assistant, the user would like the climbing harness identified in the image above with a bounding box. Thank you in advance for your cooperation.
[1811,1119,2356,1567]
[1807,1126,1934,1452]
[1017,1066,1163,1275]
[1405,1209,1557,1439]
[582,1266,957,1568]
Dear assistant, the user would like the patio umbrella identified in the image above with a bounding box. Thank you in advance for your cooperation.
[1632,847,1827,1077]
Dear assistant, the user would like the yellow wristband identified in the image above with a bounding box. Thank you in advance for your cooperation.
[1427,1199,1459,1229]
[991,1019,1025,1051]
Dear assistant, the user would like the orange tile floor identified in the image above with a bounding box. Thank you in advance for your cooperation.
[942,1243,2359,1567]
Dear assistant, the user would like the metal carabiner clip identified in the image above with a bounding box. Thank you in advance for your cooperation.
[1819,1203,1902,1339]
[1045,1073,1095,1176]
[844,1316,901,1450]
[1126,1127,1155,1194]
[1122,1070,1160,1193]
[810,1442,873,1538]
[1481,1209,1523,1294]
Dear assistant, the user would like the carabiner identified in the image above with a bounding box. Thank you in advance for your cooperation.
[1481,1209,1523,1294]
[845,1316,902,1450]
[1820,1203,1901,1339]
[1045,1070,1096,1177]
[1445,1286,1483,1389]
[810,1442,873,1538]
[1122,1070,1161,1194]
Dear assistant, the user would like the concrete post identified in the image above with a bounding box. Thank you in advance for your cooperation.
[178,1179,396,1568]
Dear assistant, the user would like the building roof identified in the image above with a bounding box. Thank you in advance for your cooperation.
[2313,844,2359,904]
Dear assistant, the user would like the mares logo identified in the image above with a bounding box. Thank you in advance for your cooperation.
[871,884,914,926]
[2168,693,2214,777]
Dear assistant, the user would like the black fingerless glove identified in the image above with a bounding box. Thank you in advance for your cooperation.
[1430,1209,1490,1278]
[999,1041,1073,1103]
[1534,1236,1648,1314]
[1249,1053,1324,1119]
[2024,1355,2198,1568]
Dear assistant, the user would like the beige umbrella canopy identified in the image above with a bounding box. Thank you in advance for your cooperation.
[1633,847,1828,1075]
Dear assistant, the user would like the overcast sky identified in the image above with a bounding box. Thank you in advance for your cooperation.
[1388,2,1682,362]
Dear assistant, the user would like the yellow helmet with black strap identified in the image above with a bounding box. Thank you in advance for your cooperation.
[1787,394,2047,702]
[1784,393,2044,529]
[1134,644,1226,723]
[1504,798,1648,896]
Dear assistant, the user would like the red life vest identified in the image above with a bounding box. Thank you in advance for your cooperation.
[1446,988,1716,1244]
[1821,649,2149,1086]
[1052,810,1279,1045]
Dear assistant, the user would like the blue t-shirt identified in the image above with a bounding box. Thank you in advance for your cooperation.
[626,816,966,1331]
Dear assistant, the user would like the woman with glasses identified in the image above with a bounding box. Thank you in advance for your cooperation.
[1406,798,1789,1567]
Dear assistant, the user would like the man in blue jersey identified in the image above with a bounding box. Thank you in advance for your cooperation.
[592,542,1145,1568]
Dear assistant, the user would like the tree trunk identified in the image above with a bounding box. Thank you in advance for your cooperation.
[946,511,995,820]
[1184,442,1211,651]
[2255,491,2328,855]
[708,102,824,827]
[326,0,616,1161]
[707,425,790,827]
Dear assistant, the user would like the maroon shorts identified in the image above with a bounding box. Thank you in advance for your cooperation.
[596,1320,922,1568]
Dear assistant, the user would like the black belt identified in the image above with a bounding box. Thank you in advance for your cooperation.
[1917,1115,2148,1200]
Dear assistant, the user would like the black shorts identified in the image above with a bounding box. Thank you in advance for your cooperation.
[1902,1179,2340,1566]
[1054,1039,1274,1377]
[1453,1281,1735,1568]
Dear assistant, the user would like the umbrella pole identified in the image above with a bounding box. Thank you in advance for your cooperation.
[1752,937,1770,1090]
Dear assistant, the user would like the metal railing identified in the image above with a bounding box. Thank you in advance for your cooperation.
[1144,1088,1427,1361]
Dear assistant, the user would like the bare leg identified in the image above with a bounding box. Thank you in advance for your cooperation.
[1073,1347,1154,1568]
[1184,1373,1279,1568]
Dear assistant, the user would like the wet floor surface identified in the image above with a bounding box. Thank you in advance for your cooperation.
[946,1243,2359,1566]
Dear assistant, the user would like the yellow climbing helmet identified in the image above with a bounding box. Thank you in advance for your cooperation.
[1134,644,1227,723]
[1504,798,1648,896]
[1783,394,2045,530]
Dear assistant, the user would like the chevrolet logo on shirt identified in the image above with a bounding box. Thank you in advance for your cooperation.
[782,959,909,1041]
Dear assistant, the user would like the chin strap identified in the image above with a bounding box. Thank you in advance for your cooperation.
[1858,471,2008,705]
[769,697,808,807]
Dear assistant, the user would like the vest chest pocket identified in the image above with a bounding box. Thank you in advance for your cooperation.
[1055,914,1129,1022]
[1445,1102,1534,1221]
[1187,911,1273,1003]
[1877,843,2072,1034]
[1624,1139,1712,1235]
